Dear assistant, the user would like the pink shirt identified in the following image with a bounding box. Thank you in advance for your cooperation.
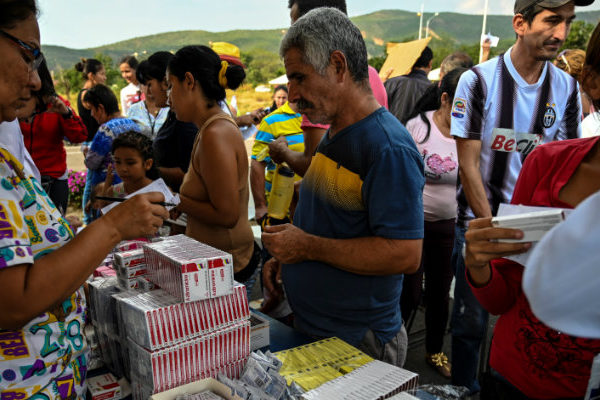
[301,66,388,130]
[405,110,458,221]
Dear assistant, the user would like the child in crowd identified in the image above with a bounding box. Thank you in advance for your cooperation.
[83,84,141,221]
[97,131,159,205]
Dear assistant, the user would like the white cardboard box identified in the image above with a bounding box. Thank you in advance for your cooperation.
[250,312,270,351]
[150,378,243,400]
[87,373,121,400]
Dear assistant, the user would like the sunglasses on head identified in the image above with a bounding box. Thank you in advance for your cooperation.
[0,29,43,71]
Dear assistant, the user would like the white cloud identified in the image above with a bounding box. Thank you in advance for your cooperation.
[455,0,512,15]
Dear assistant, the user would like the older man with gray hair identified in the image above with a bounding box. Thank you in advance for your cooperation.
[261,7,424,366]
[439,51,474,81]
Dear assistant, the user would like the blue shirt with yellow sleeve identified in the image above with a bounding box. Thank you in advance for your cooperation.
[251,102,304,200]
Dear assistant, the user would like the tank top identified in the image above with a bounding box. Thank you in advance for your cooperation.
[180,113,254,272]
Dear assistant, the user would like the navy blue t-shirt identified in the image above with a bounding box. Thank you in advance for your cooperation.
[282,107,425,346]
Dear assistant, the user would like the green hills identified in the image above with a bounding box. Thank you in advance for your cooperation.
[43,9,600,71]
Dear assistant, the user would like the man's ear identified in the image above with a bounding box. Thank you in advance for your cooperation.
[98,104,106,116]
[330,50,348,83]
[513,13,527,38]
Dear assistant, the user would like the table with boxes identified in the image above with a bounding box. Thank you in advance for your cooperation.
[86,234,423,400]
[88,235,251,399]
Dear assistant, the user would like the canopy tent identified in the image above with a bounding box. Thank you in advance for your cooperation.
[269,74,288,85]
[379,37,432,81]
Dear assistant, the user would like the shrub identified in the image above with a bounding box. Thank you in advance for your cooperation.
[67,169,87,209]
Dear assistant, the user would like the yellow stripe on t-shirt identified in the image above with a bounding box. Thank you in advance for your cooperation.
[303,153,364,211]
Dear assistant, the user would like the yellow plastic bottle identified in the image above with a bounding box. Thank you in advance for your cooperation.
[267,163,295,220]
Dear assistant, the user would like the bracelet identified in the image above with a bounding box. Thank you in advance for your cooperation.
[461,243,467,259]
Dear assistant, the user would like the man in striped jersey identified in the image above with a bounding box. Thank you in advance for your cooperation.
[250,101,304,223]
[449,0,593,393]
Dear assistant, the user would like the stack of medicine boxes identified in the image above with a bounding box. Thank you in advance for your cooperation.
[117,235,251,399]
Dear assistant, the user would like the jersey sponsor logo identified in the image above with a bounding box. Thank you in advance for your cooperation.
[452,98,467,119]
[491,128,542,155]
[543,103,556,128]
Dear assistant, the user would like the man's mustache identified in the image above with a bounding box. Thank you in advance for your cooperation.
[543,39,562,46]
[296,98,315,111]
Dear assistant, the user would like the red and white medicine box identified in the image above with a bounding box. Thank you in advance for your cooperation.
[143,235,234,303]
[87,373,121,400]
[119,283,249,351]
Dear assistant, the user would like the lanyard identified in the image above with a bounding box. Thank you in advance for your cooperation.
[145,102,158,137]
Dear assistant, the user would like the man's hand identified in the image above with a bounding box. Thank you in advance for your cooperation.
[262,258,283,299]
[465,218,531,286]
[261,223,311,264]
[268,137,289,164]
[481,38,492,63]
[260,257,284,314]
[236,108,269,127]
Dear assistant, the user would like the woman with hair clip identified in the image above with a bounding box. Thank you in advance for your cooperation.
[401,67,468,378]
[0,1,168,397]
[554,49,600,137]
[18,59,88,214]
[167,45,260,289]
[554,49,595,119]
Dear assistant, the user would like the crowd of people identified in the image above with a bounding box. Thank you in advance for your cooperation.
[1,0,599,398]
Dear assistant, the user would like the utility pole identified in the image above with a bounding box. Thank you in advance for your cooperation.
[418,3,425,40]
[479,0,489,63]
[426,12,439,39]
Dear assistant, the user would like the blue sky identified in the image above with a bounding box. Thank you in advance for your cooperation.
[38,0,600,49]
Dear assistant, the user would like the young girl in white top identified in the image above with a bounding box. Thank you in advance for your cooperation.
[119,55,142,115]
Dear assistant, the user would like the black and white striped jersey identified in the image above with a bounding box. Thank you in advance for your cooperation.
[451,48,581,226]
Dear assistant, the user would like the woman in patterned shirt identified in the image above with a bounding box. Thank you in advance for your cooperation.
[0,2,169,398]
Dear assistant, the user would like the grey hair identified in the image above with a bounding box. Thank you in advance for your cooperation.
[280,7,369,83]
[440,51,474,76]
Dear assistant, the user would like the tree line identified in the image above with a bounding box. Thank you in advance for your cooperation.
[53,21,595,98]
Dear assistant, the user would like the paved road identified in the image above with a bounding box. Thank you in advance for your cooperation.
[66,138,256,173]
[66,145,85,172]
